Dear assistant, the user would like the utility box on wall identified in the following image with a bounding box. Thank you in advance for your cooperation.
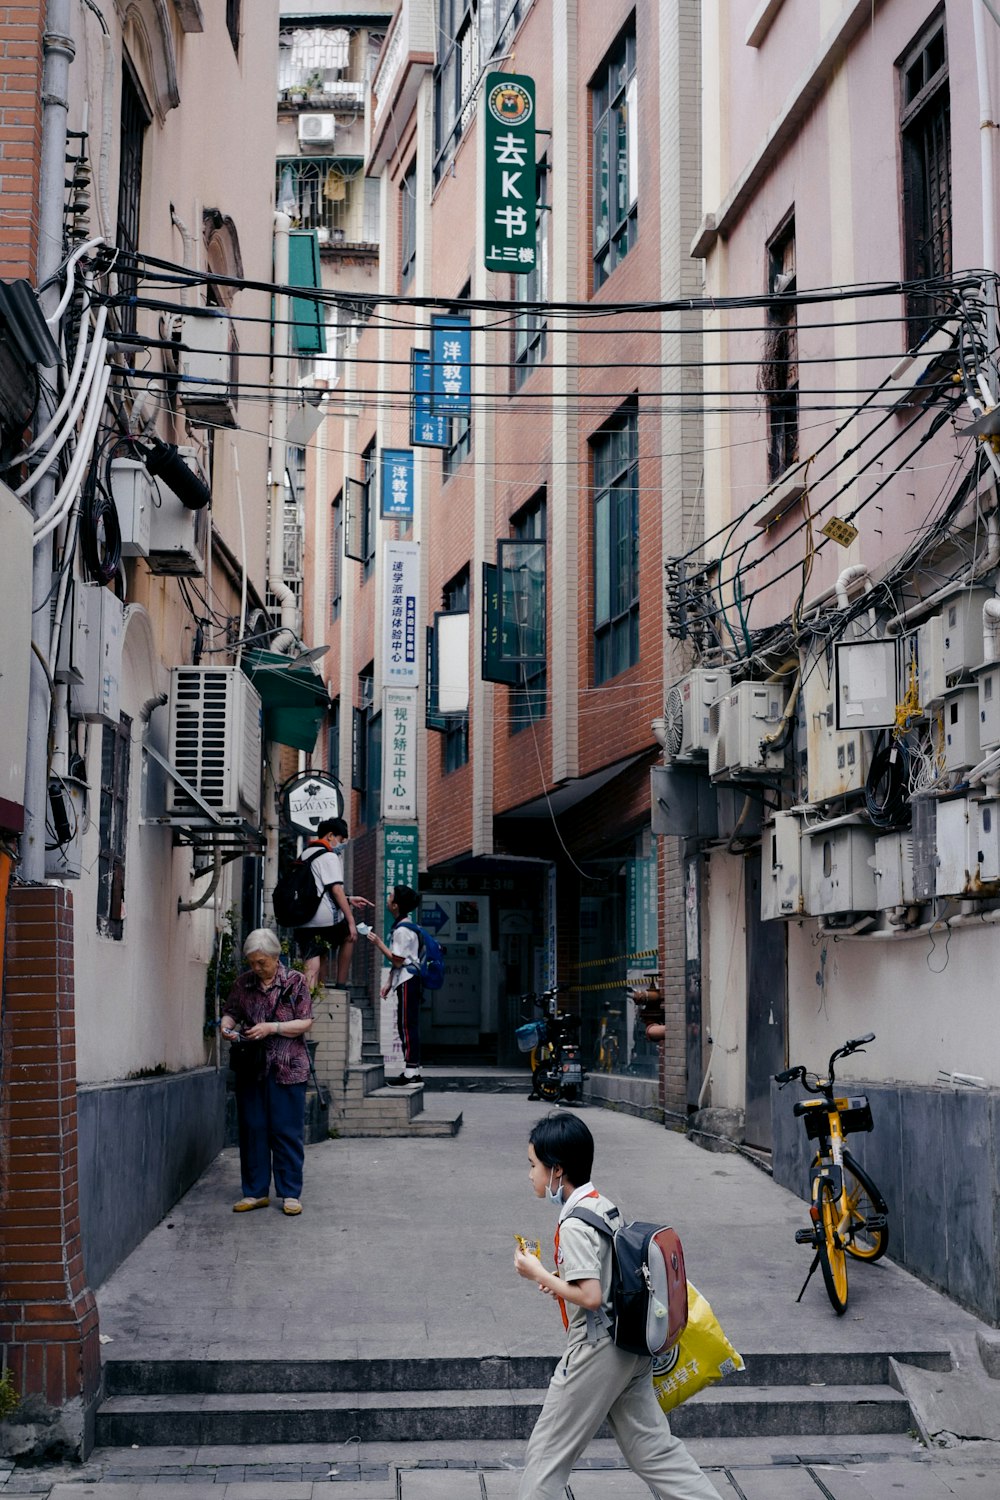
[0,481,32,830]
[807,822,879,915]
[761,812,805,920]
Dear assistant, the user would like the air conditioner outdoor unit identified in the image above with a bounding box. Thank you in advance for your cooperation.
[298,112,335,146]
[166,667,262,823]
[761,812,806,920]
[178,314,237,428]
[660,667,731,761]
[147,446,209,577]
[708,681,788,779]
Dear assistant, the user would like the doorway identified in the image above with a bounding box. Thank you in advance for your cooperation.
[743,848,787,1148]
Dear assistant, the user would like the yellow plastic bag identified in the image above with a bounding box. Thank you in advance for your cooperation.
[651,1282,745,1413]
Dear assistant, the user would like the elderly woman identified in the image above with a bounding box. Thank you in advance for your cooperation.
[221,929,314,1217]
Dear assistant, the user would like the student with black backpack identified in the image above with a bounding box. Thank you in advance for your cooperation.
[290,818,359,989]
[513,1113,720,1500]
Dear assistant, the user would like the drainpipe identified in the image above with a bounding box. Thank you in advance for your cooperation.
[268,212,300,653]
[975,0,999,399]
[982,595,1000,664]
[835,564,868,611]
[22,2,75,880]
[262,214,301,920]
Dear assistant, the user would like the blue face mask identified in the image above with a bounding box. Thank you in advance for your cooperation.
[545,1169,564,1208]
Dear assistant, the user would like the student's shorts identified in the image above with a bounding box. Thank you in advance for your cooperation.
[295,920,349,961]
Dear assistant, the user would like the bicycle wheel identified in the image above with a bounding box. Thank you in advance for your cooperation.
[816,1179,849,1315]
[843,1155,889,1263]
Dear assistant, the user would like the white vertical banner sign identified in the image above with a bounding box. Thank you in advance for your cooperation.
[381,686,417,819]
[381,539,420,686]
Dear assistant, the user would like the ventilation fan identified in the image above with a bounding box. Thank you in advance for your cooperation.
[661,685,685,759]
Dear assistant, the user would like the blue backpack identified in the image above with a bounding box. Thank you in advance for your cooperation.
[396,920,445,990]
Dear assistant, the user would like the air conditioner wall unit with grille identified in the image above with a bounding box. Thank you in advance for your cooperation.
[661,667,731,761]
[298,112,335,146]
[708,681,788,779]
[147,446,209,576]
[166,667,262,823]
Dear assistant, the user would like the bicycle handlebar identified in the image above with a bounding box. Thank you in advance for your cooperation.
[774,1033,876,1091]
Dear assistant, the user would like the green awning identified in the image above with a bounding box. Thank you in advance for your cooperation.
[241,649,331,753]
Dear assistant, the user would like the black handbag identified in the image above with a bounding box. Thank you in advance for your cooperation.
[228,984,288,1084]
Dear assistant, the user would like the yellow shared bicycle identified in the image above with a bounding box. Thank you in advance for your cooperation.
[775,1032,889,1315]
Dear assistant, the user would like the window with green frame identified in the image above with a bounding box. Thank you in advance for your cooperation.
[509,495,546,732]
[592,406,639,686]
[592,21,637,291]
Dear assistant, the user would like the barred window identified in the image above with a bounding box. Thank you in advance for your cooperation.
[899,14,951,340]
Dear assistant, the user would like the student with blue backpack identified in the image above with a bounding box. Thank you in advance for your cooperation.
[513,1113,720,1500]
[363,884,427,1085]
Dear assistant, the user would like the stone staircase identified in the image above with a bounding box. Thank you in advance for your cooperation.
[309,985,462,1139]
[94,1346,948,1449]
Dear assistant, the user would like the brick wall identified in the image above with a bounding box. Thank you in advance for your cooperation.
[0,4,44,279]
[0,886,101,1460]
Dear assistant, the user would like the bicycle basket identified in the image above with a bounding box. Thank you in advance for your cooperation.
[799,1095,873,1139]
[516,1021,546,1053]
[837,1095,874,1135]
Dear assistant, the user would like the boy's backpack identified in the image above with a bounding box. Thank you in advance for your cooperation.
[569,1205,688,1357]
[395,919,446,991]
[272,847,326,928]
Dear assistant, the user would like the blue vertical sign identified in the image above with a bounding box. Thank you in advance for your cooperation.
[380,448,414,519]
[430,314,471,415]
[410,349,450,448]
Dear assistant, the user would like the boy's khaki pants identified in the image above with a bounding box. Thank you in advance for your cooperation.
[518,1335,721,1500]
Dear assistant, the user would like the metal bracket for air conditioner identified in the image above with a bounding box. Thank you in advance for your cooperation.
[142,738,264,859]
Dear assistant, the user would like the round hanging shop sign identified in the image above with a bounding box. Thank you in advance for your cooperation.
[281,771,344,839]
[487,79,533,125]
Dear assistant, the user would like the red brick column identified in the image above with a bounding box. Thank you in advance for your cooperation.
[0,4,44,280]
[0,886,101,1459]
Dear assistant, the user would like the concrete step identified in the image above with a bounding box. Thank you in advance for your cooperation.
[93,1382,914,1448]
[102,1348,949,1397]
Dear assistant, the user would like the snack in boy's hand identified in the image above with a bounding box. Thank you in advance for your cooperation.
[514,1234,541,1257]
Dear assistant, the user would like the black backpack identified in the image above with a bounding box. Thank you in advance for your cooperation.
[272,847,326,928]
[569,1205,688,1357]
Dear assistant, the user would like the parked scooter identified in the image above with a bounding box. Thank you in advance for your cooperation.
[516,988,585,1105]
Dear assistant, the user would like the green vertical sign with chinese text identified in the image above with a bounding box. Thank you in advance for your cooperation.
[484,73,537,275]
[383,823,419,937]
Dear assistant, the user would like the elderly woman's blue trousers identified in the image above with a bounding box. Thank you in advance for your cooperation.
[235,1073,306,1199]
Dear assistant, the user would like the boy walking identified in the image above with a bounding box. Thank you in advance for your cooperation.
[514,1113,720,1500]
[363,884,423,1085]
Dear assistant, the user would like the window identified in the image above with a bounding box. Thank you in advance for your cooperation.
[592,22,637,290]
[762,217,798,482]
[97,715,131,940]
[226,0,241,52]
[592,406,639,685]
[361,439,376,579]
[434,0,481,182]
[442,570,470,772]
[509,496,547,732]
[513,161,549,386]
[354,666,381,826]
[400,160,417,288]
[331,491,343,620]
[117,59,149,344]
[899,14,951,340]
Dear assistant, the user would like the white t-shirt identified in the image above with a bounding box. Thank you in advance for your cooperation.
[387,921,420,992]
[299,844,345,929]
